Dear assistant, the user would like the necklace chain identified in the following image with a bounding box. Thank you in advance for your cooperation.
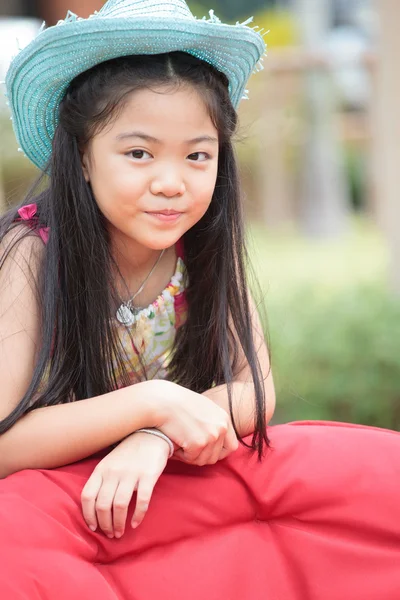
[116,249,165,325]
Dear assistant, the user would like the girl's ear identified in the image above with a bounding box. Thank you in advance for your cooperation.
[81,151,90,183]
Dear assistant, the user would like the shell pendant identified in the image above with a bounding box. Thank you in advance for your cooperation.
[116,304,137,326]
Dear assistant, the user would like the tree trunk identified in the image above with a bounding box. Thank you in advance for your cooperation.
[372,0,400,293]
[37,0,102,23]
[295,0,350,237]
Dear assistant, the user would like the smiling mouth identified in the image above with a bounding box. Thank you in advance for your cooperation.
[146,210,183,216]
[145,210,183,222]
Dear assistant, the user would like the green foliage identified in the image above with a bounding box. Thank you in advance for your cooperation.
[248,221,400,430]
[188,1,277,21]
[251,9,299,47]
[187,2,209,18]
[268,284,400,428]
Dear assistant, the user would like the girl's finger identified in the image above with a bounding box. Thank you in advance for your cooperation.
[112,479,137,539]
[191,441,217,466]
[179,444,204,464]
[179,433,216,464]
[172,448,188,462]
[223,423,239,455]
[81,470,103,531]
[95,477,119,538]
[218,445,231,461]
[131,475,157,528]
[196,435,225,466]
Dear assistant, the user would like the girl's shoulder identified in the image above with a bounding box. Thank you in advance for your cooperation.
[0,224,44,425]
[0,224,45,310]
[1,203,47,290]
[0,223,45,267]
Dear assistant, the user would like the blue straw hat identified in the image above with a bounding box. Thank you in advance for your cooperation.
[5,0,267,172]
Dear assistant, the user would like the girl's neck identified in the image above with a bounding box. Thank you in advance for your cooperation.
[108,223,164,271]
[109,227,177,306]
[113,239,166,277]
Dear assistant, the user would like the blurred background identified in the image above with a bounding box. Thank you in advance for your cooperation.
[1,0,399,429]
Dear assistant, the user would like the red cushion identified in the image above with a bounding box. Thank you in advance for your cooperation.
[0,420,399,599]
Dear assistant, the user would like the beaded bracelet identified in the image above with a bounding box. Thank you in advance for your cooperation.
[136,428,175,458]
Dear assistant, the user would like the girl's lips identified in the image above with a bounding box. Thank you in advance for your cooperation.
[145,212,183,222]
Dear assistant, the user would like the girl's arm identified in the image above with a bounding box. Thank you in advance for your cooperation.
[0,232,157,477]
[0,232,237,478]
[0,385,158,480]
[202,294,275,437]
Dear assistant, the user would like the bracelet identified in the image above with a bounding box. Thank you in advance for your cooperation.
[136,428,175,458]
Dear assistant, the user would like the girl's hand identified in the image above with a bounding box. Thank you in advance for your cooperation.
[145,380,239,466]
[81,432,169,539]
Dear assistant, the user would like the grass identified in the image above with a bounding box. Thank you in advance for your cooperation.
[248,217,387,293]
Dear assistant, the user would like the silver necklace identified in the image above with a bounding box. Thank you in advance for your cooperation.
[116,249,165,326]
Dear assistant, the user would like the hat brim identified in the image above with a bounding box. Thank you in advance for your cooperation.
[6,18,265,171]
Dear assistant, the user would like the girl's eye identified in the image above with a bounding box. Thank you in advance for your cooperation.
[128,150,152,160]
[127,150,210,161]
[188,152,210,162]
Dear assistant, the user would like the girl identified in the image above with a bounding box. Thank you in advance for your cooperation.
[1,0,273,535]
[0,1,399,599]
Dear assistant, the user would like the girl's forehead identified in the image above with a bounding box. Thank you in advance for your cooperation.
[107,86,217,139]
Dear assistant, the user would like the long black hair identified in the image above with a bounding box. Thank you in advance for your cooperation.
[0,52,270,457]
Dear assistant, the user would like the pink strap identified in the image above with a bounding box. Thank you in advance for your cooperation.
[173,238,187,327]
[17,203,49,244]
[175,238,184,259]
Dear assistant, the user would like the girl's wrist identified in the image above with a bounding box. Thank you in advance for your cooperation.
[136,428,174,458]
[111,430,172,459]
[121,380,166,429]
[131,379,174,428]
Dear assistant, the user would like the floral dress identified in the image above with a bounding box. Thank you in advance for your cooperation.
[113,255,187,384]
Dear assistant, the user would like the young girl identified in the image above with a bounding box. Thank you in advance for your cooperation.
[0,1,399,599]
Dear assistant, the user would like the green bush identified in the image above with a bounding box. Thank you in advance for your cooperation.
[248,221,400,430]
[267,284,400,428]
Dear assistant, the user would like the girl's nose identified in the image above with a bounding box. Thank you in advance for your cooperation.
[150,170,186,198]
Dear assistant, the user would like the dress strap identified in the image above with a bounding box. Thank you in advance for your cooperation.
[173,238,187,327]
[175,238,184,259]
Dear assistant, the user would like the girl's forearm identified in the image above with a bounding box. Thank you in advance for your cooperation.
[0,383,156,479]
[202,381,275,438]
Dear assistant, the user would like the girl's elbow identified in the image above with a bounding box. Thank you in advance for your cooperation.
[265,383,276,425]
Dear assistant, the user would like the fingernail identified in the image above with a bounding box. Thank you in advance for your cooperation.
[115,532,122,539]
[131,521,139,529]
[89,525,96,532]
[107,534,114,539]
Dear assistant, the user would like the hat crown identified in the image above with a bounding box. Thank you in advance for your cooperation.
[6,0,266,170]
[98,0,194,20]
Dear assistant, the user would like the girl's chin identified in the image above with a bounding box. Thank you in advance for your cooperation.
[130,232,184,252]
[108,222,184,249]
[137,224,188,250]
[142,236,182,251]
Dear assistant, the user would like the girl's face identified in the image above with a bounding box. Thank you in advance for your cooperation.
[82,85,219,254]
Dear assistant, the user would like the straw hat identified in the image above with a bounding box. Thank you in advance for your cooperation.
[5,0,267,171]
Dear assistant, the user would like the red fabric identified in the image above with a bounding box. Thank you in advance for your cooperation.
[0,420,399,599]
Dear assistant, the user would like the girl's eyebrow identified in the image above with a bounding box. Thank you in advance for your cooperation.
[115,131,218,145]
